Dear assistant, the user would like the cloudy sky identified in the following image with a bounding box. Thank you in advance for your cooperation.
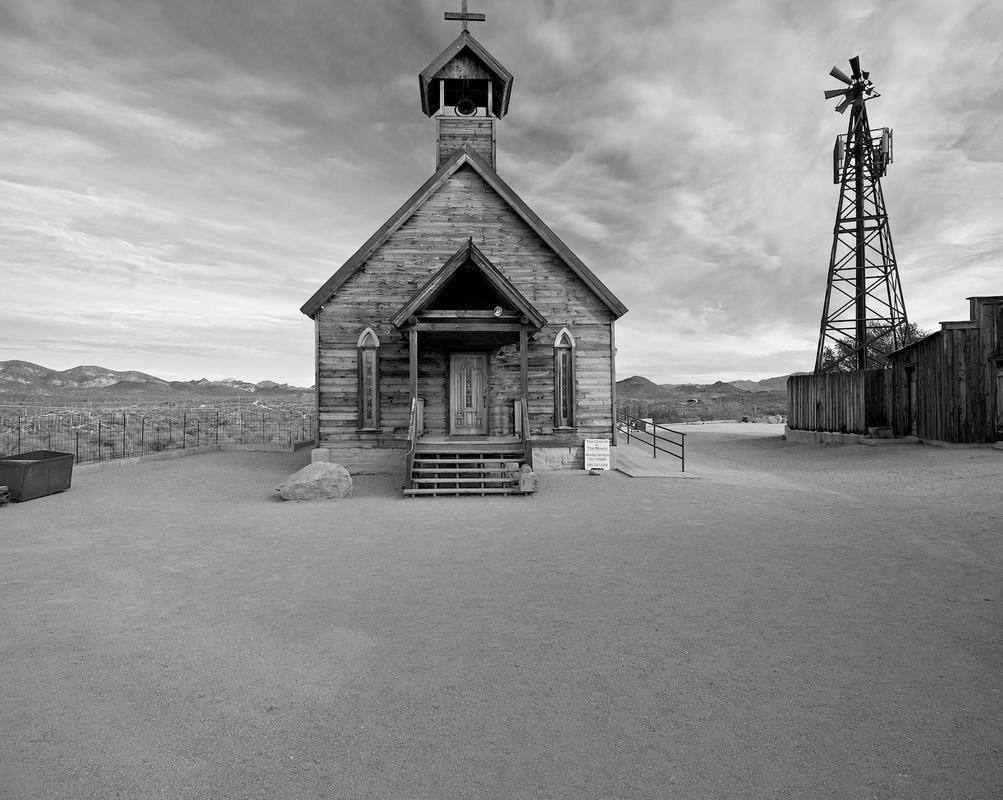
[2,0,1000,386]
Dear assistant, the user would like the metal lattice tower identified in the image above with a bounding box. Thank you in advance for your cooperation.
[815,55,909,372]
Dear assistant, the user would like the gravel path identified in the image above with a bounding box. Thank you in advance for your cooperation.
[1,424,1000,799]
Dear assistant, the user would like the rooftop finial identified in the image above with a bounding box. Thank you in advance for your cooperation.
[444,0,485,33]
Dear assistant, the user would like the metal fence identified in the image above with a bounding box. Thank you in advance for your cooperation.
[0,408,317,465]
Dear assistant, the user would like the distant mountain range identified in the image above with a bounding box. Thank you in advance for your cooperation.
[1,359,799,406]
[0,360,312,397]
[615,374,802,421]
[616,374,802,401]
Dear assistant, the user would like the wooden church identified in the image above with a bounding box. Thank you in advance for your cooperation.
[301,6,627,495]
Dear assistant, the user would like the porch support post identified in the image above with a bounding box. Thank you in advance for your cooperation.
[409,327,418,404]
[519,327,529,415]
[610,321,618,446]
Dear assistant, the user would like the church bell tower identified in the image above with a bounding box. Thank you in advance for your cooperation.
[418,2,513,170]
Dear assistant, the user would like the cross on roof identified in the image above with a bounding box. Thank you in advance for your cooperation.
[444,0,485,32]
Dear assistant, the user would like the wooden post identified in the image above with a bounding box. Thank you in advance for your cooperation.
[314,317,320,446]
[519,327,529,424]
[610,322,618,446]
[409,327,419,404]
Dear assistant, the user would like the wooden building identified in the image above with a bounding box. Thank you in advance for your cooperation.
[787,295,1003,445]
[888,295,1002,443]
[300,24,627,493]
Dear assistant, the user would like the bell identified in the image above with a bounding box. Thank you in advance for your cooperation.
[454,96,477,116]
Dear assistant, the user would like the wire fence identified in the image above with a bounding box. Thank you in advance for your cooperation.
[0,408,317,465]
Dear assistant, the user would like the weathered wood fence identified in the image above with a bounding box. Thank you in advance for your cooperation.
[787,371,892,434]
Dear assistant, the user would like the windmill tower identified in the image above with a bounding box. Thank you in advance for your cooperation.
[815,56,909,372]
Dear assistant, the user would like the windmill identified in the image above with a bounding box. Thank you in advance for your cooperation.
[815,56,909,372]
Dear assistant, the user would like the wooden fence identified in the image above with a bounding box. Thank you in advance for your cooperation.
[787,370,892,434]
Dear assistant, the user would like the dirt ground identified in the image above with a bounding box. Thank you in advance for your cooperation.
[1,423,1000,799]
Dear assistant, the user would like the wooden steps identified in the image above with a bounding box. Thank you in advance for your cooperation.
[404,442,529,497]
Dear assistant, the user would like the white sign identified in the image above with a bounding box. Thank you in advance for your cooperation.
[584,438,611,470]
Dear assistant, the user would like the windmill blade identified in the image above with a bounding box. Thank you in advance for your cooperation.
[849,56,861,79]
[824,88,849,100]
[835,96,853,114]
[829,66,852,85]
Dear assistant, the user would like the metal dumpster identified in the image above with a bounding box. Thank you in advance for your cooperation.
[0,450,74,502]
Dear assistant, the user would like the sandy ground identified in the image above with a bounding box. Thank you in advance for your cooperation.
[1,423,1000,799]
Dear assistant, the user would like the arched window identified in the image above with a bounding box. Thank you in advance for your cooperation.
[357,327,380,429]
[554,327,576,428]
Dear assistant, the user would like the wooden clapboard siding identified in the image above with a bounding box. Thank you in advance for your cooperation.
[418,352,448,434]
[301,149,625,320]
[314,163,617,451]
[437,117,495,169]
[435,53,493,80]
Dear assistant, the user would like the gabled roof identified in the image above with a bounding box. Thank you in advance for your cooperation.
[392,238,547,329]
[419,31,513,118]
[301,146,628,319]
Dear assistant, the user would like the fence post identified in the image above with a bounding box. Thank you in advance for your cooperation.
[122,412,127,458]
[75,428,79,464]
[17,416,21,452]
[98,420,102,462]
[183,411,187,449]
[141,417,145,455]
[216,411,220,446]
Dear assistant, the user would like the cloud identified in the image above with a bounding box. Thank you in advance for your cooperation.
[0,0,1000,386]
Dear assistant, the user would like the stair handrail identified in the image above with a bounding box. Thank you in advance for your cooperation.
[616,409,686,472]
[520,399,533,470]
[403,396,422,490]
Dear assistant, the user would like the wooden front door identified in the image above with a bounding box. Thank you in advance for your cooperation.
[449,353,488,435]
[907,367,918,437]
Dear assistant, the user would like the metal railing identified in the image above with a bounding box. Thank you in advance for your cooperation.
[616,409,686,471]
[520,399,533,470]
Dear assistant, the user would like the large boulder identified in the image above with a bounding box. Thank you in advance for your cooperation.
[277,462,353,501]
